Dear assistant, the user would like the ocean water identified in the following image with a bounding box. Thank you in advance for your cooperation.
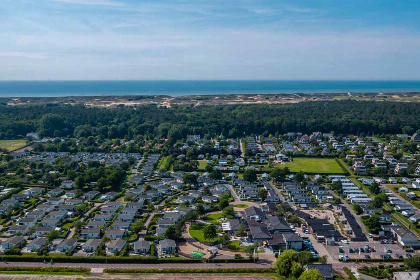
[0,80,419,97]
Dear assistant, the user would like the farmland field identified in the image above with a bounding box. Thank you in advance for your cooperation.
[0,140,27,151]
[279,157,345,174]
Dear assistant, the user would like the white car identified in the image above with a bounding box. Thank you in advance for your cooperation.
[341,240,350,244]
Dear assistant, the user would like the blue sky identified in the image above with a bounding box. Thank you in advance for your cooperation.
[1,0,420,80]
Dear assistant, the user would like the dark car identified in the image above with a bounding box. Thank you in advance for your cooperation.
[406,253,413,258]
[339,248,344,253]
[365,255,371,259]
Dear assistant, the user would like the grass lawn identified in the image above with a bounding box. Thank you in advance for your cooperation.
[0,140,27,151]
[198,160,208,170]
[157,155,172,171]
[279,157,345,174]
[234,204,249,208]
[189,223,220,243]
[205,213,224,222]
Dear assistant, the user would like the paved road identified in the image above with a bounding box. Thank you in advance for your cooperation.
[140,198,168,235]
[0,261,272,269]
[226,184,240,202]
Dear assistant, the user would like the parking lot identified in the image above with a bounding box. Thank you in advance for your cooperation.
[325,241,411,261]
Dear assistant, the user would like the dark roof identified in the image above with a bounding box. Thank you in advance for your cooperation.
[306,264,333,277]
[244,206,263,217]
[249,226,272,240]
[282,233,303,242]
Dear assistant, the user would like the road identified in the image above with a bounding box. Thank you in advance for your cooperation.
[328,190,369,238]
[140,197,168,235]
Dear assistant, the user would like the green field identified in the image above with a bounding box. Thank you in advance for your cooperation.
[198,160,208,170]
[279,157,345,174]
[189,223,220,243]
[205,213,224,222]
[0,140,27,151]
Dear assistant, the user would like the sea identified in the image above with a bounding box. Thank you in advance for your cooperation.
[0,80,419,97]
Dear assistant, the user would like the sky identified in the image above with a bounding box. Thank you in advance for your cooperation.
[1,0,420,80]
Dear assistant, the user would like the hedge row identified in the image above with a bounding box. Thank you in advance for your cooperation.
[346,258,404,263]
[0,266,90,273]
[104,268,276,274]
[0,255,200,264]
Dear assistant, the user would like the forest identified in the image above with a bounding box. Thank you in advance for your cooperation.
[0,100,419,143]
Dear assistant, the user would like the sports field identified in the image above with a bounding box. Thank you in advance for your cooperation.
[279,157,345,174]
[0,140,27,151]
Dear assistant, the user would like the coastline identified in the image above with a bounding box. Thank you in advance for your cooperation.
[2,92,420,107]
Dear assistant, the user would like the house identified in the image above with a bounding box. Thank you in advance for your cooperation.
[305,264,334,280]
[158,239,177,254]
[222,219,247,233]
[34,227,53,237]
[202,196,218,203]
[106,229,126,239]
[85,191,100,200]
[82,239,101,253]
[0,236,24,250]
[61,180,75,189]
[27,237,47,252]
[57,238,78,252]
[175,196,195,204]
[41,218,60,227]
[18,217,37,226]
[7,225,29,235]
[107,238,126,254]
[391,226,420,248]
[282,233,303,250]
[112,221,131,230]
[49,188,64,197]
[133,240,151,254]
[249,225,272,242]
[80,228,101,239]
[244,207,264,221]
[267,216,292,233]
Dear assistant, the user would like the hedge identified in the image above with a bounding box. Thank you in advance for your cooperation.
[345,258,404,263]
[343,267,357,280]
[0,266,90,273]
[104,268,276,274]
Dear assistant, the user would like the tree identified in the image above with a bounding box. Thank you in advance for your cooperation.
[275,249,298,276]
[291,261,303,278]
[165,226,178,240]
[294,171,305,183]
[97,177,108,192]
[74,220,83,231]
[76,203,88,215]
[331,180,343,193]
[203,224,217,241]
[46,230,60,242]
[288,215,301,225]
[405,255,420,269]
[364,216,381,233]
[352,203,363,215]
[220,233,231,246]
[298,269,324,280]
[183,173,198,186]
[318,255,328,264]
[210,169,223,180]
[243,169,257,182]
[196,204,206,217]
[296,251,313,266]
[270,167,285,182]
[131,220,143,233]
[235,224,247,237]
[369,181,380,195]
[223,206,235,218]
[258,188,268,201]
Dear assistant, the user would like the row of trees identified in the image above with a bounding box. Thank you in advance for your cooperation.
[0,101,419,141]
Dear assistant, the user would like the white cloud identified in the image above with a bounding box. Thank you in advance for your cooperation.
[0,51,47,59]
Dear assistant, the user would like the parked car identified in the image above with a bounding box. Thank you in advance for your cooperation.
[365,255,371,259]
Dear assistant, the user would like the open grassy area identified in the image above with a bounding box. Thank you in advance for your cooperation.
[198,160,208,170]
[234,204,249,208]
[0,140,27,151]
[279,157,345,174]
[157,155,172,171]
[205,213,224,222]
[189,223,220,243]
